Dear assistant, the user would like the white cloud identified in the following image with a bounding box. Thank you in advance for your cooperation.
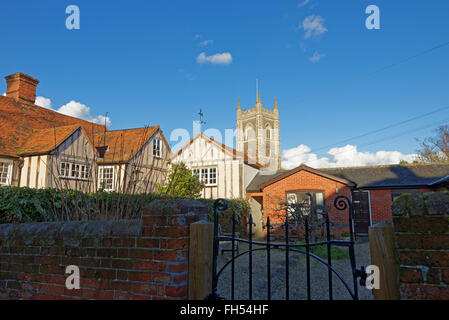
[194,34,202,40]
[35,96,52,109]
[282,144,416,170]
[309,51,325,63]
[196,52,233,65]
[298,0,311,8]
[58,100,92,119]
[199,40,214,47]
[35,96,111,127]
[301,15,328,39]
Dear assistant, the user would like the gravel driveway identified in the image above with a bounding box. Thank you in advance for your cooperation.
[216,240,373,300]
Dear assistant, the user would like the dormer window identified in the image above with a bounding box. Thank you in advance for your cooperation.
[96,146,109,159]
[153,139,162,158]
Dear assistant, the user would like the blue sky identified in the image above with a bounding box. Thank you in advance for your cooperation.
[1,1,449,168]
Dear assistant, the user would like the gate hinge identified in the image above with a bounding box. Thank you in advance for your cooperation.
[354,266,368,287]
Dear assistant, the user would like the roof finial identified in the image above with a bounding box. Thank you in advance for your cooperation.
[198,109,206,133]
[274,97,278,109]
[238,98,241,110]
[256,78,260,103]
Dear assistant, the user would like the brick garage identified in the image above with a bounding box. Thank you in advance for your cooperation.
[0,200,206,300]
[247,165,355,238]
[247,164,449,237]
[392,192,449,300]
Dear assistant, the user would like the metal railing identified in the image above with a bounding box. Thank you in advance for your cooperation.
[207,196,367,300]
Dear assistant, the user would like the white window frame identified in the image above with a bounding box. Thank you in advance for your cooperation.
[193,167,218,187]
[59,162,70,178]
[153,139,162,158]
[98,166,115,191]
[0,161,13,186]
[59,161,91,181]
[80,164,91,180]
[286,193,298,218]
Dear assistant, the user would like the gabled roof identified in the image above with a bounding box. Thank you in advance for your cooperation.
[321,164,449,189]
[93,126,167,163]
[247,164,355,192]
[246,171,287,192]
[18,124,82,156]
[246,163,449,192]
[172,132,264,169]
[0,95,106,158]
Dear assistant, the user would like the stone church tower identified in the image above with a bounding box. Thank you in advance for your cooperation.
[236,92,281,172]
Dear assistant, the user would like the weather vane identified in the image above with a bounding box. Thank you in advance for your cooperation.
[199,109,206,125]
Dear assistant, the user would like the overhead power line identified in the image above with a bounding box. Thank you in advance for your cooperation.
[292,40,449,166]
[297,39,449,105]
[312,104,449,153]
[303,117,449,166]
[334,40,449,90]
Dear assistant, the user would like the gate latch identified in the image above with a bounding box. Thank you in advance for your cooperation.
[354,266,368,287]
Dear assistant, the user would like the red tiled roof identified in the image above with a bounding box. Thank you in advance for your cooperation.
[0,95,106,158]
[18,124,82,156]
[93,126,161,163]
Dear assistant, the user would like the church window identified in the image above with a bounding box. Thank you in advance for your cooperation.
[266,126,272,157]
[266,126,271,140]
[266,142,271,157]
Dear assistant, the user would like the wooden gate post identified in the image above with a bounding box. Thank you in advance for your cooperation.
[188,221,214,300]
[369,221,400,300]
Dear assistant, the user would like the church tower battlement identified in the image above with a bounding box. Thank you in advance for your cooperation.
[236,92,281,171]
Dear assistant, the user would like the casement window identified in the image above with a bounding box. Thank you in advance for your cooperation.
[60,162,70,177]
[193,167,217,186]
[98,166,114,191]
[286,191,325,218]
[0,161,13,186]
[153,139,162,158]
[80,165,90,180]
[59,162,90,180]
[71,164,80,178]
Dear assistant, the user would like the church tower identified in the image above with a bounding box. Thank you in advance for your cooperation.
[236,92,281,171]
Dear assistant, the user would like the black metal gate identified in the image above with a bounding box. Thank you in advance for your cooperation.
[206,196,368,300]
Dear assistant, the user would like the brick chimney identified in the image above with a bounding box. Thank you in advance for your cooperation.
[5,73,39,105]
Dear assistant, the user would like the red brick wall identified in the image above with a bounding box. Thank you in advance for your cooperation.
[392,192,449,300]
[369,189,393,224]
[370,188,446,225]
[0,200,206,300]
[261,170,352,237]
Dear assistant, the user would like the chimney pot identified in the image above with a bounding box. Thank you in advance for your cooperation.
[5,73,39,105]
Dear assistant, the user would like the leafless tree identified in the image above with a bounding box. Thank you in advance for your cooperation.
[267,193,330,243]
[416,125,449,164]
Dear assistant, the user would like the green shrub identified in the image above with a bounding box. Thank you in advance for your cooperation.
[0,187,250,225]
[198,198,251,233]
